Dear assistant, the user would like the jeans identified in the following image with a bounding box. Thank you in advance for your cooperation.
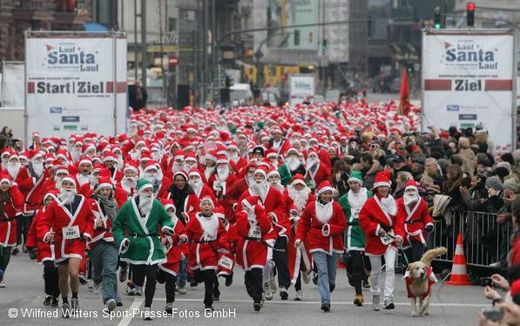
[178,258,187,288]
[405,240,425,263]
[312,252,339,305]
[89,241,119,303]
[368,246,397,301]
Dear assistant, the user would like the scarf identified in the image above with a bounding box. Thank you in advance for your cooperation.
[93,194,118,223]
[0,191,10,216]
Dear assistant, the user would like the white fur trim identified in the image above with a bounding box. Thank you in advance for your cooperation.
[317,186,334,196]
[373,181,390,189]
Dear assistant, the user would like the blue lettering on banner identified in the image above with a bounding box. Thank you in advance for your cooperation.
[50,107,62,113]
[447,105,459,112]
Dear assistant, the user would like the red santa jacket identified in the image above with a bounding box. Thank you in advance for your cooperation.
[184,212,227,271]
[305,163,331,189]
[270,138,291,156]
[238,185,288,237]
[0,184,24,247]
[296,200,346,255]
[159,218,188,276]
[37,195,95,261]
[396,197,433,247]
[359,195,405,255]
[224,205,273,270]
[26,208,54,262]
[18,170,50,215]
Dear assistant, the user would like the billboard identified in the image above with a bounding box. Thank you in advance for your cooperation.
[421,29,516,154]
[289,74,315,106]
[267,0,318,50]
[25,32,127,140]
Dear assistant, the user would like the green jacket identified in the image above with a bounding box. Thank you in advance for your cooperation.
[338,189,372,251]
[113,198,173,265]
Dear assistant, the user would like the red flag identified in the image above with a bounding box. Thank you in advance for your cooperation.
[398,68,410,116]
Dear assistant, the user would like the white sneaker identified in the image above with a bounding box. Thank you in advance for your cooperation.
[93,282,101,295]
[294,290,303,301]
[134,286,143,296]
[269,279,277,294]
[0,281,6,288]
[142,307,152,320]
[263,282,273,300]
[178,286,187,295]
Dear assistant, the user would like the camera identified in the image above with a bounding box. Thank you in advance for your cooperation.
[480,277,494,287]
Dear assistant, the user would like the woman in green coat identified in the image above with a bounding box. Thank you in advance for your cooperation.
[338,171,372,306]
[113,179,176,320]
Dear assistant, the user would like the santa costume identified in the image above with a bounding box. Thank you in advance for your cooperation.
[359,171,405,311]
[295,181,346,312]
[396,179,434,262]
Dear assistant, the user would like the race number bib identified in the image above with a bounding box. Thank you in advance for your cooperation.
[248,224,261,239]
[62,226,80,240]
[218,256,234,270]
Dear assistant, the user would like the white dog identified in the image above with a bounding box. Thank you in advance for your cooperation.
[403,247,447,317]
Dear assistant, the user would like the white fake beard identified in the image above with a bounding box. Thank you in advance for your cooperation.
[90,176,99,187]
[404,192,420,206]
[270,180,285,192]
[250,180,268,199]
[0,159,6,170]
[60,189,76,205]
[122,177,137,191]
[168,212,178,226]
[138,194,153,216]
[77,173,91,186]
[116,156,124,170]
[32,162,44,177]
[270,160,279,168]
[228,152,239,163]
[246,176,254,186]
[380,195,397,216]
[306,158,319,171]
[55,176,64,190]
[144,173,157,185]
[315,200,333,224]
[189,179,203,196]
[71,149,81,162]
[288,186,311,211]
[285,157,301,171]
[217,167,230,181]
[183,163,196,173]
[172,163,183,174]
[7,162,20,179]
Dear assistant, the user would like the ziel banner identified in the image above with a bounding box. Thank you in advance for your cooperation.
[421,29,516,154]
[25,32,127,140]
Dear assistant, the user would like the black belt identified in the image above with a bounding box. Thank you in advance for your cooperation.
[0,217,16,222]
[194,239,216,244]
[405,221,419,224]
[244,236,262,242]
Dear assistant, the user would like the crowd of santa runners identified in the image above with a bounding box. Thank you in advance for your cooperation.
[1,101,520,321]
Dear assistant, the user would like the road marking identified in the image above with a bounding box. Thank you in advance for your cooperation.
[117,298,142,326]
[152,297,488,308]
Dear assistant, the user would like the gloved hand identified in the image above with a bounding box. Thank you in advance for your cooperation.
[378,228,387,237]
[294,239,302,248]
[425,224,434,233]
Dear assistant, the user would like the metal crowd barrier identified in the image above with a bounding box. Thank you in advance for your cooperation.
[429,211,512,269]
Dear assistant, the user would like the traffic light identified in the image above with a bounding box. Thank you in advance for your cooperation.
[433,7,441,29]
[467,2,475,27]
[168,56,179,70]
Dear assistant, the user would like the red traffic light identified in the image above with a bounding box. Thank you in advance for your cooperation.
[168,57,179,66]
[467,2,475,12]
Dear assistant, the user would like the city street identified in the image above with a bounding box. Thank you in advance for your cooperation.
[0,254,487,326]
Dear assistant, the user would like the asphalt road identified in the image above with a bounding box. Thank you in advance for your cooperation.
[0,253,488,326]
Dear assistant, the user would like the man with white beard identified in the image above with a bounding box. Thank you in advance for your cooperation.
[208,155,237,201]
[118,163,139,197]
[75,157,93,187]
[395,179,433,263]
[142,161,171,199]
[304,149,331,190]
[52,166,70,190]
[239,167,290,300]
[17,151,50,255]
[278,148,306,186]
[170,150,185,176]
[70,142,83,163]
[188,169,215,201]
[6,153,30,185]
[226,143,246,171]
[112,179,175,320]
[182,153,198,175]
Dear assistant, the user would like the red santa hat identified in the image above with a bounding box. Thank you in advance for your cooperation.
[184,152,197,163]
[0,173,12,186]
[103,151,117,163]
[173,150,185,161]
[61,176,79,189]
[199,196,215,208]
[205,150,218,162]
[265,149,278,159]
[291,173,306,186]
[78,155,92,166]
[43,189,60,202]
[316,180,334,196]
[404,179,419,192]
[216,154,229,165]
[254,166,268,178]
[267,169,280,179]
[96,176,114,191]
[55,165,70,176]
[124,161,139,173]
[373,171,392,189]
[143,160,159,173]
[173,170,188,181]
[160,198,176,213]
[188,168,202,178]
